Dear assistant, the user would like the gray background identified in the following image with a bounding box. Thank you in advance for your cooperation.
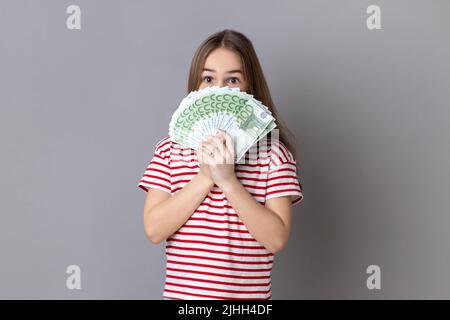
[1,0,449,299]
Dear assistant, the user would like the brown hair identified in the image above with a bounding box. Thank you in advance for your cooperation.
[187,29,300,161]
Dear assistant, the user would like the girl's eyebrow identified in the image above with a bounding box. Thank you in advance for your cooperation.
[202,68,243,74]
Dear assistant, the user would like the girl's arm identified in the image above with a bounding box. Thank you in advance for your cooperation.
[201,130,294,254]
[143,171,214,244]
[219,177,292,254]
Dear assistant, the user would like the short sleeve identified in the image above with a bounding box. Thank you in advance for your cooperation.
[137,137,172,194]
[265,140,304,206]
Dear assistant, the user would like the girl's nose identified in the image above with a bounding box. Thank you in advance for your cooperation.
[218,80,225,87]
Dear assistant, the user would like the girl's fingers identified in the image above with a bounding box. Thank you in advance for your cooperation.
[202,150,214,165]
[201,141,216,156]
[222,132,235,163]
[210,136,226,161]
[203,133,233,164]
[198,146,213,164]
[216,131,235,163]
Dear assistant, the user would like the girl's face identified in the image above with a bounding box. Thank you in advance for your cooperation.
[198,47,248,92]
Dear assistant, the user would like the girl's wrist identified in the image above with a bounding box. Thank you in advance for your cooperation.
[217,176,239,193]
[196,171,215,189]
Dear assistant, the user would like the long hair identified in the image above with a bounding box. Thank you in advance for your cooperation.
[187,29,299,161]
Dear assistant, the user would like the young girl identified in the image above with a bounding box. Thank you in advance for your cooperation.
[138,29,304,300]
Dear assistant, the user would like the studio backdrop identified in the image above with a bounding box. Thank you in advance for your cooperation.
[1,0,449,299]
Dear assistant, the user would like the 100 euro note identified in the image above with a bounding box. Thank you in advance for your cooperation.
[169,86,276,162]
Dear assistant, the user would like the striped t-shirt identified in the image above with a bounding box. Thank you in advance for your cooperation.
[137,135,304,300]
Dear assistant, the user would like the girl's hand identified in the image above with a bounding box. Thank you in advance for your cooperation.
[199,130,236,188]
[197,155,214,185]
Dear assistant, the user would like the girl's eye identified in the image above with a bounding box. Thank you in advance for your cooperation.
[202,76,212,83]
[228,77,239,84]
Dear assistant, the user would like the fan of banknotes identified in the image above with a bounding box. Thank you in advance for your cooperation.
[169,86,277,162]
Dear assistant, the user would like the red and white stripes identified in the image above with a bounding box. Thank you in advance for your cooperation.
[138,135,303,299]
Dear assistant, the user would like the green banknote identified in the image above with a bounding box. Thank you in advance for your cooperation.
[169,86,276,162]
